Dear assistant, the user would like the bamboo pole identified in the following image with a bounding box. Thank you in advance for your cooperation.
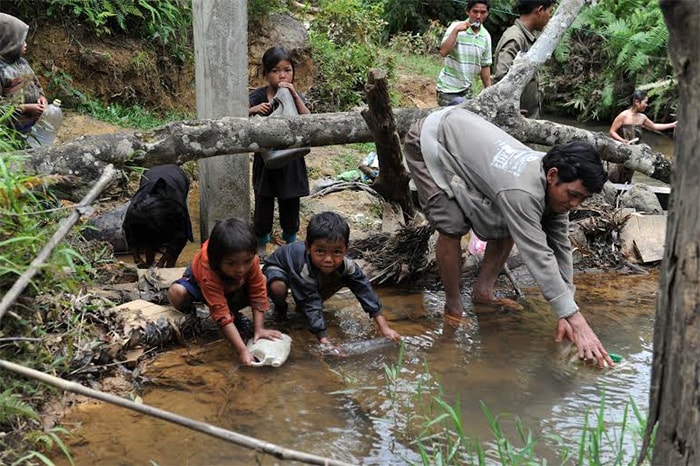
[0,359,352,466]
[0,164,117,323]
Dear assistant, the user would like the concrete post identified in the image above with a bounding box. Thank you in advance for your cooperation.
[192,0,250,241]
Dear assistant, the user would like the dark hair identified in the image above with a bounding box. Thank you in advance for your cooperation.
[207,218,257,272]
[542,141,607,193]
[262,46,296,80]
[467,0,490,11]
[516,0,556,15]
[306,211,351,247]
[631,89,647,105]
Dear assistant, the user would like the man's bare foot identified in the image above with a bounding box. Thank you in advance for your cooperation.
[444,311,472,328]
[472,297,523,313]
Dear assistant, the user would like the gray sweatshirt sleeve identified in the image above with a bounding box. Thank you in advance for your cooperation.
[497,190,579,319]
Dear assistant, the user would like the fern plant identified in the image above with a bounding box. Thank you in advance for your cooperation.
[546,0,676,122]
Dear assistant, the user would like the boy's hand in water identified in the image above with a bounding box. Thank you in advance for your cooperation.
[381,327,401,342]
[374,315,400,341]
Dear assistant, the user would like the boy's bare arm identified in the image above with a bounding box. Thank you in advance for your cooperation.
[373,314,401,341]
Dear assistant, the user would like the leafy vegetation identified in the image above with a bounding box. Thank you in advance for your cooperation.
[75,99,194,129]
[545,0,676,122]
[308,0,395,111]
[381,0,515,41]
[0,117,124,464]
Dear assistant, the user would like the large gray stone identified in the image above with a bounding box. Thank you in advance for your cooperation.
[82,202,130,253]
[618,183,663,214]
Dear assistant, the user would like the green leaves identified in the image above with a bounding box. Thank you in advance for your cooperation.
[309,0,395,112]
[550,0,676,122]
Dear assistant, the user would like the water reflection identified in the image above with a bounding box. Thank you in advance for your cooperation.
[56,271,657,465]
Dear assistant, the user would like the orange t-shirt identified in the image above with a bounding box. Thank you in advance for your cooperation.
[190,240,268,327]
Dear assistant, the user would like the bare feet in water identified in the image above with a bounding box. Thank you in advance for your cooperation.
[444,311,473,328]
[472,297,524,314]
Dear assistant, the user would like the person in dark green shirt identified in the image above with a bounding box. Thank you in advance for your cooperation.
[493,0,555,118]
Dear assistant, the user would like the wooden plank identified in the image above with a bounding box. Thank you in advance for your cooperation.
[619,214,667,263]
[112,299,185,326]
[137,267,186,290]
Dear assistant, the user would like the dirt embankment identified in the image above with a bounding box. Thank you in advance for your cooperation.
[28,18,436,115]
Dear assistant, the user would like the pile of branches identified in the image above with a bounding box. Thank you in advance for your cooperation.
[349,223,435,285]
[570,201,647,273]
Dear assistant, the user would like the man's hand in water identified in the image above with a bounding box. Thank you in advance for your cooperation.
[556,311,614,368]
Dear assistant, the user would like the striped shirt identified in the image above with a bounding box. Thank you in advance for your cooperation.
[436,22,492,94]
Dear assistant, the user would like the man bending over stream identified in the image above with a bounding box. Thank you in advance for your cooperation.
[403,107,614,368]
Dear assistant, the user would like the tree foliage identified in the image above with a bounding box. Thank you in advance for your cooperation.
[380,0,516,45]
[545,0,676,122]
[308,0,395,111]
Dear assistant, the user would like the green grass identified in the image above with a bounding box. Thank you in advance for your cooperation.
[381,48,444,81]
[75,99,195,130]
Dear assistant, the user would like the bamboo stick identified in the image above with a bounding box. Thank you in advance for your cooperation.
[0,359,352,466]
[0,164,117,323]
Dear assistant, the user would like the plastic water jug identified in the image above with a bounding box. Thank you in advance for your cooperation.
[246,333,292,367]
[28,99,63,148]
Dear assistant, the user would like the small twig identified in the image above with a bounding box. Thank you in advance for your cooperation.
[0,337,42,343]
[502,263,524,298]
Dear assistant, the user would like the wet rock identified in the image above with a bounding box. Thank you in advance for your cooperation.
[592,181,618,206]
[618,183,663,214]
[83,202,130,253]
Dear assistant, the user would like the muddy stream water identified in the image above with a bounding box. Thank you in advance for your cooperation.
[56,274,658,465]
[54,124,673,465]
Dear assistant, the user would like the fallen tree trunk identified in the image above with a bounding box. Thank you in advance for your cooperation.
[19,0,672,199]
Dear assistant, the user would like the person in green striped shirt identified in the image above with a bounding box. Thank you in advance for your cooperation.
[436,0,493,106]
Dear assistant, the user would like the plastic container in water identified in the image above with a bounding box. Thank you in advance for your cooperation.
[28,99,63,148]
[247,333,292,367]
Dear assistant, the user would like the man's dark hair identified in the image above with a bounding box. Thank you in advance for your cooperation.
[543,141,607,193]
[306,211,351,248]
[516,0,556,15]
[467,0,490,11]
[207,217,257,272]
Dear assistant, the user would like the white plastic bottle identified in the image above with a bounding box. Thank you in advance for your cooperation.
[28,99,63,148]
